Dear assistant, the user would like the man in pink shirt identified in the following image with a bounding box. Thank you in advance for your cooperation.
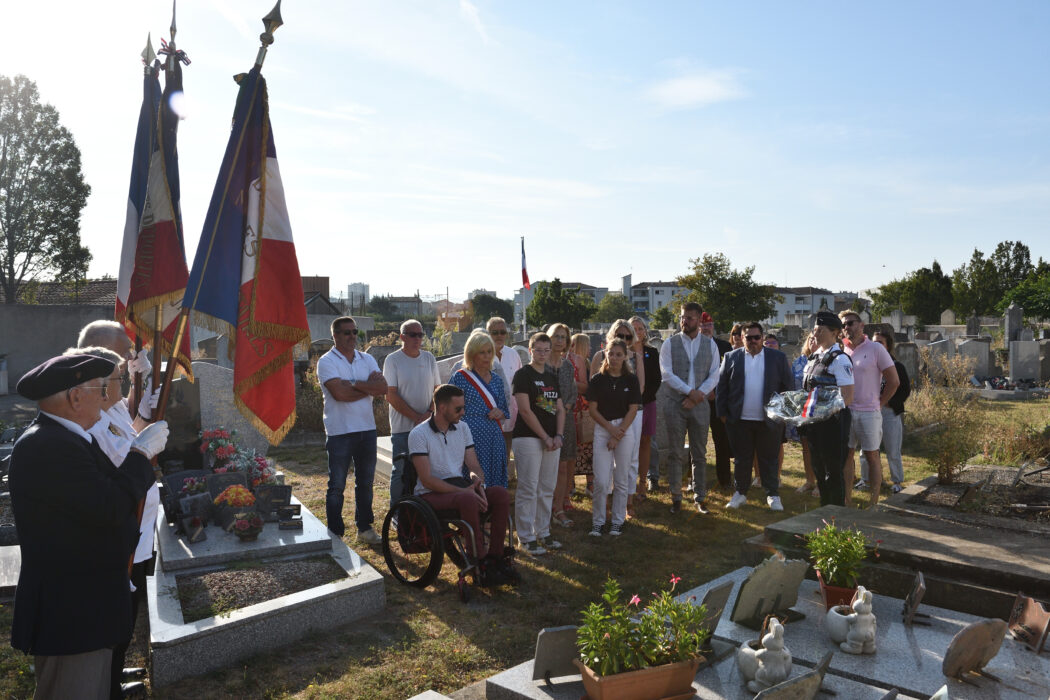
[839,311,899,507]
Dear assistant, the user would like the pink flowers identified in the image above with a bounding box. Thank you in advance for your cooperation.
[629,595,641,606]
[669,575,682,589]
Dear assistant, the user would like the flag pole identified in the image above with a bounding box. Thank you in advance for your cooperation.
[155,1,283,423]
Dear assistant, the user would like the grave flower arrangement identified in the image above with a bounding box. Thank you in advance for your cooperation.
[574,575,709,699]
[232,512,264,540]
[803,519,879,610]
[213,484,256,508]
[179,476,208,496]
[200,428,239,468]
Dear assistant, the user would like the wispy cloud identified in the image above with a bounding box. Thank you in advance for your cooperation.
[459,0,491,45]
[646,69,746,110]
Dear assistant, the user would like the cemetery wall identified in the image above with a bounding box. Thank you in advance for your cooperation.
[0,304,112,384]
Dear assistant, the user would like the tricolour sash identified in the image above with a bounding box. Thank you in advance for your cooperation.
[456,368,500,421]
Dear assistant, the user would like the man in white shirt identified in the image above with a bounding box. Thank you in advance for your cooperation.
[316,317,388,544]
[657,302,721,514]
[715,322,793,512]
[383,319,441,506]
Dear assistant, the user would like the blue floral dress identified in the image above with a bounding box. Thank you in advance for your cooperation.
[451,368,510,487]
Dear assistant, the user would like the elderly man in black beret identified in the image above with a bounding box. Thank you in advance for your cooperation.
[9,354,168,700]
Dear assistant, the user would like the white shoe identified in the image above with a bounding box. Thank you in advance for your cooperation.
[854,479,869,491]
[766,496,784,512]
[357,528,382,545]
[726,493,747,509]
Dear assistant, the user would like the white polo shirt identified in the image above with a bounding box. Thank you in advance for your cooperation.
[408,418,475,495]
[316,348,381,435]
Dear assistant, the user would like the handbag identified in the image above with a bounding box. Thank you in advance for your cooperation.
[575,400,595,443]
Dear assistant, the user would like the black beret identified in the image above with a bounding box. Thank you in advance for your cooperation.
[815,311,843,330]
[16,354,116,401]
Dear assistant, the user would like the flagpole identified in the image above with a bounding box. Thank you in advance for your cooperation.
[155,1,284,423]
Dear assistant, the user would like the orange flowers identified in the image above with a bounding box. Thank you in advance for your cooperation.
[214,484,255,508]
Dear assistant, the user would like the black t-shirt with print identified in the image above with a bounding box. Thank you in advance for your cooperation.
[512,365,560,439]
[586,372,642,421]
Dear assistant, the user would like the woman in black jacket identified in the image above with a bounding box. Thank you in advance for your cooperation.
[873,332,911,493]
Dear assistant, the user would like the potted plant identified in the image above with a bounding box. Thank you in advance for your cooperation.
[213,484,256,531]
[574,575,709,700]
[803,520,877,610]
[232,512,264,541]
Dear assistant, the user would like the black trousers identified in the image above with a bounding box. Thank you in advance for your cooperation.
[799,409,852,507]
[110,560,148,699]
[726,419,782,496]
[708,399,732,486]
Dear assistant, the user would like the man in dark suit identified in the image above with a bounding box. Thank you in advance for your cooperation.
[716,322,793,512]
[9,355,168,699]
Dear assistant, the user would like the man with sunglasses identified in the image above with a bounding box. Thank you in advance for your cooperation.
[317,317,388,544]
[658,301,721,514]
[10,354,168,700]
[716,322,793,511]
[383,319,441,507]
[838,311,899,507]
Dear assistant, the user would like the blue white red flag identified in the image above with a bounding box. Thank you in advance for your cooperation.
[116,59,193,375]
[521,237,530,290]
[183,66,309,444]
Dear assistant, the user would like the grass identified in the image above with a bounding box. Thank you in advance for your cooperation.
[0,395,1044,699]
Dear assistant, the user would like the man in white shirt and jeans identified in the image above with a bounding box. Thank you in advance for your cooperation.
[316,317,388,544]
[383,319,441,506]
[658,301,721,515]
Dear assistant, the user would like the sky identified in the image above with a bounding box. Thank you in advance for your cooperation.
[2,1,1049,304]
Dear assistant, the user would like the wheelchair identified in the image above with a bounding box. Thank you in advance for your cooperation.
[381,453,514,602]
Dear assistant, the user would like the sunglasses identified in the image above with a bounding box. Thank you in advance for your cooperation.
[843,320,860,327]
[745,334,762,341]
[490,330,507,336]
[616,334,632,340]
[336,330,357,336]
[731,331,741,337]
[404,332,425,339]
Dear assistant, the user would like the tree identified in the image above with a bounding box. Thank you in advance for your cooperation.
[470,294,514,324]
[593,292,634,323]
[870,261,953,325]
[952,241,1034,317]
[998,269,1050,319]
[675,253,780,331]
[367,295,396,319]
[1,75,91,303]
[650,303,677,330]
[525,278,598,329]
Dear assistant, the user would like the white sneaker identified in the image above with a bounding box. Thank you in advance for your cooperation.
[726,493,747,509]
[854,479,869,491]
[357,528,382,545]
[766,496,784,512]
[891,483,903,494]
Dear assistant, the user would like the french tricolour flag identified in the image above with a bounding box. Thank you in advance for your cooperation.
[183,66,309,444]
[521,238,530,290]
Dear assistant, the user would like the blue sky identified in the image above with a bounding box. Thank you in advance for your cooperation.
[3,1,1048,304]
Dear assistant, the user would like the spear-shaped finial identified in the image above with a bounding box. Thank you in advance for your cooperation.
[255,0,283,68]
[142,33,156,75]
[170,0,178,44]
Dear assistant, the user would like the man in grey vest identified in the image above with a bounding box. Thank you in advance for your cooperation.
[657,301,721,514]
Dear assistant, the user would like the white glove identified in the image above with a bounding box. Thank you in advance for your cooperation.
[127,349,152,377]
[137,377,160,420]
[131,420,169,459]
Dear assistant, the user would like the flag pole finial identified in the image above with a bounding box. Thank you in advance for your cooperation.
[142,33,156,74]
[170,0,178,44]
[255,0,283,67]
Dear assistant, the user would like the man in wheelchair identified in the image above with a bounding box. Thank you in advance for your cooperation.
[408,385,520,587]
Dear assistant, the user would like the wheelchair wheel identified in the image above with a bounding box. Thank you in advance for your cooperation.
[382,497,444,587]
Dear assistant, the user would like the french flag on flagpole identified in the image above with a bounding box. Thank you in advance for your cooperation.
[182,65,309,444]
[521,237,530,290]
[115,57,193,375]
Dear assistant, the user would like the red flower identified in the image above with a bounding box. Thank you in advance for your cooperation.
[235,519,250,531]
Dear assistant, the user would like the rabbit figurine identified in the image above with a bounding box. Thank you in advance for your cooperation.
[840,586,877,654]
[737,618,792,692]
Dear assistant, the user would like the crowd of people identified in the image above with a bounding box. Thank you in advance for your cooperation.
[314,306,912,584]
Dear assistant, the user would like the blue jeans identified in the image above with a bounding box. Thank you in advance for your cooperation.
[389,431,411,506]
[326,430,377,536]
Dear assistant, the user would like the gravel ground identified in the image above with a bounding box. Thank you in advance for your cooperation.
[176,555,348,622]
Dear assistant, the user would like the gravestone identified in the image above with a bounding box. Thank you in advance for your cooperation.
[159,374,204,468]
[940,309,956,326]
[1041,341,1050,382]
[193,361,269,458]
[1009,341,1039,382]
[942,618,1007,679]
[966,313,981,337]
[697,580,736,663]
[254,484,292,522]
[1008,593,1050,653]
[1004,302,1023,342]
[895,343,919,386]
[958,339,992,378]
[178,493,213,524]
[889,309,904,332]
[859,309,871,324]
[926,339,955,383]
[207,471,249,501]
[779,325,802,345]
[163,469,211,501]
[531,626,578,683]
[729,553,808,629]
[1043,329,1050,340]
[1021,329,1035,342]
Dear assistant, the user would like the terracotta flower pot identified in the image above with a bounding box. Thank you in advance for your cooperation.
[574,657,701,700]
[816,569,857,611]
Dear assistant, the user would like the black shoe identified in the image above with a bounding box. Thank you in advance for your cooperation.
[695,501,710,515]
[497,553,522,586]
[121,682,147,698]
[122,668,147,681]
[670,500,682,514]
[479,556,508,587]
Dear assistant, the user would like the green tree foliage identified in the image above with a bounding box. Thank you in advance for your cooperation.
[675,253,779,331]
[998,269,1050,319]
[593,292,634,323]
[870,261,953,325]
[525,278,598,329]
[952,241,1033,316]
[470,294,514,324]
[650,303,678,330]
[0,74,91,304]
[367,295,397,319]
